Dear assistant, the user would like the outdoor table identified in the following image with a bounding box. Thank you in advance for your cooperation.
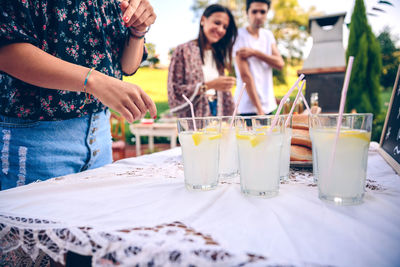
[129,122,178,156]
[0,142,399,266]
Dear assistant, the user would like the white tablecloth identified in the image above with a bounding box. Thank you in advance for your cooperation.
[0,143,399,266]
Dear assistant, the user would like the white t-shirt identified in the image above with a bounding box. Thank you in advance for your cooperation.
[202,49,219,83]
[202,49,219,98]
[233,27,277,114]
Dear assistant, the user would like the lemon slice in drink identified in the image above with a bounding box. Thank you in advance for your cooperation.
[192,132,204,146]
[236,134,251,140]
[341,130,370,142]
[255,126,270,131]
[236,133,266,147]
[209,133,222,140]
[250,132,267,147]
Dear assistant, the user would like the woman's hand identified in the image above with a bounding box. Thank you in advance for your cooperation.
[119,0,156,31]
[87,71,157,123]
[205,76,236,92]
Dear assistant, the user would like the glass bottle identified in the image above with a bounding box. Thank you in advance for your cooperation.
[311,92,319,107]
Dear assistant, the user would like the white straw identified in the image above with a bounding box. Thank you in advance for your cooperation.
[230,83,246,129]
[328,56,354,174]
[285,80,306,127]
[182,94,197,132]
[269,74,305,133]
[299,89,311,114]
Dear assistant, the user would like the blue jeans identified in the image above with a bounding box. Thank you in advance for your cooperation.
[208,99,218,116]
[0,110,112,190]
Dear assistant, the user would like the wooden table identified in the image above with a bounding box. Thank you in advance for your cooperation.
[129,122,178,156]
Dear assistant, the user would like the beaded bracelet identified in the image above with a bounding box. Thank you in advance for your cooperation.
[129,26,150,39]
[80,67,95,109]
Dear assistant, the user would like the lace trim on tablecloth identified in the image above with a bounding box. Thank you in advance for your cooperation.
[0,215,274,266]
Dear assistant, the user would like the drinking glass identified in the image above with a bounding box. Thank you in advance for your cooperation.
[236,116,284,198]
[310,113,373,205]
[280,115,292,181]
[211,116,240,180]
[177,117,222,190]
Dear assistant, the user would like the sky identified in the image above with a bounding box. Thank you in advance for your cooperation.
[145,0,400,65]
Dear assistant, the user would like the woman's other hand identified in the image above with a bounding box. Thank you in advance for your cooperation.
[205,76,236,92]
[119,0,156,31]
[87,71,157,123]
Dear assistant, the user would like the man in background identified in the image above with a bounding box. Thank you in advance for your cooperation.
[233,0,284,116]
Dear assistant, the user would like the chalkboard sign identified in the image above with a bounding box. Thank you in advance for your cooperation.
[379,65,400,174]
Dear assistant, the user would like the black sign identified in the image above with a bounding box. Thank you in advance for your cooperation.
[379,65,400,174]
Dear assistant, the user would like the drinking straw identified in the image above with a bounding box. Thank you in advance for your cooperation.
[269,74,305,133]
[182,94,197,132]
[328,56,354,174]
[229,83,246,129]
[299,89,311,114]
[285,80,306,127]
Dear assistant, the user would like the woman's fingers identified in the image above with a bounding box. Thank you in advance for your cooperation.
[120,0,156,30]
[123,98,143,122]
[141,91,157,119]
[125,2,146,28]
[121,0,141,24]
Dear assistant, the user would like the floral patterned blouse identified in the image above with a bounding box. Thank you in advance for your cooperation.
[0,0,145,121]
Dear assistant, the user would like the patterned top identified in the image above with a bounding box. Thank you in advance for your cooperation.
[0,0,145,121]
[167,41,234,118]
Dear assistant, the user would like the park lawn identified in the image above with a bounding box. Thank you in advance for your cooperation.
[124,66,392,115]
[123,65,303,105]
[123,67,169,103]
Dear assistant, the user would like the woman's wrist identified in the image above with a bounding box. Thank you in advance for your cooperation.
[128,26,150,39]
[85,70,104,97]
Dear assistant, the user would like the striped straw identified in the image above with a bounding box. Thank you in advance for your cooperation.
[230,83,246,129]
[182,94,197,132]
[269,74,305,133]
[328,56,355,176]
[285,80,306,127]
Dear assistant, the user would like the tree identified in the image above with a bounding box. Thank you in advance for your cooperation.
[377,26,400,90]
[144,42,159,68]
[346,0,382,117]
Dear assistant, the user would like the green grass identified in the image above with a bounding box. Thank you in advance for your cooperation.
[380,89,392,113]
[123,67,168,103]
[123,65,304,105]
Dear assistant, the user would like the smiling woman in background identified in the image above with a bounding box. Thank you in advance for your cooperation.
[168,4,238,118]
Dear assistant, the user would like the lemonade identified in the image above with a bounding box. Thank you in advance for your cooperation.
[312,128,371,204]
[280,128,292,181]
[309,130,318,183]
[236,129,284,197]
[179,131,222,190]
[219,125,239,180]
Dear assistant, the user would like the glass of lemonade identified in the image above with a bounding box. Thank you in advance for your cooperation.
[309,129,318,183]
[177,117,222,190]
[280,115,292,181]
[310,113,373,205]
[212,116,243,181]
[236,116,284,198]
